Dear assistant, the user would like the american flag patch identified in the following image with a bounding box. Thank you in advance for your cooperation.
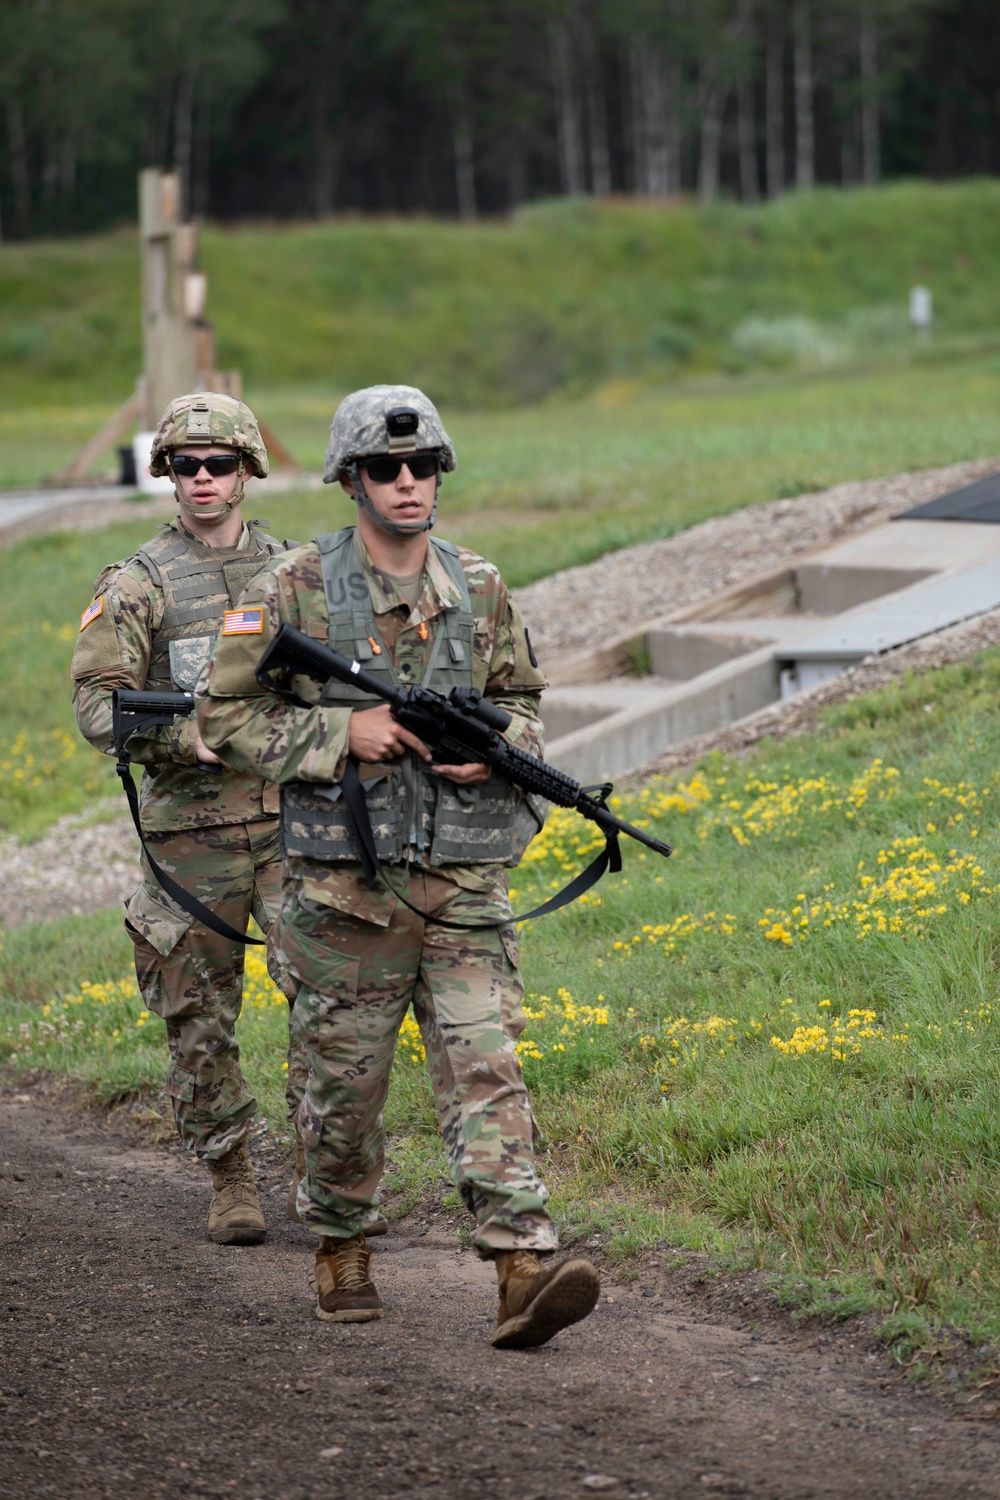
[222,607,264,636]
[79,597,103,631]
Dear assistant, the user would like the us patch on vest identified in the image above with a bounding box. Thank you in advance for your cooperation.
[222,607,264,636]
[79,597,103,631]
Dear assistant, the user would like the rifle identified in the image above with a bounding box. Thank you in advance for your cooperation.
[255,623,671,924]
[110,688,264,946]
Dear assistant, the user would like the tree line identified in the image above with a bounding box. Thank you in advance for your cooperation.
[1,0,998,239]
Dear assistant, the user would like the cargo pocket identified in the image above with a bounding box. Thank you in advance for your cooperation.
[164,1065,197,1104]
[289,943,363,1072]
[278,910,361,1000]
[498,925,527,1042]
[124,882,193,959]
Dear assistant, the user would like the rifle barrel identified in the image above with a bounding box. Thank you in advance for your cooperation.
[582,796,672,858]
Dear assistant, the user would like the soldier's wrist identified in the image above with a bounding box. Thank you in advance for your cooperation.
[169,717,200,765]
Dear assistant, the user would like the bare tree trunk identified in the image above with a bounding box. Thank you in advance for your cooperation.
[507,137,528,209]
[627,41,647,192]
[6,93,32,235]
[698,70,726,203]
[646,51,671,195]
[192,84,213,219]
[451,88,476,221]
[581,20,611,195]
[550,17,586,194]
[60,138,76,198]
[840,132,857,186]
[630,41,677,195]
[736,0,760,203]
[859,0,879,186]
[173,59,197,217]
[793,0,814,190]
[665,56,682,193]
[765,2,785,196]
[310,74,342,216]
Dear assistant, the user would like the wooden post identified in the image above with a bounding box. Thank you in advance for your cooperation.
[139,168,203,427]
[54,170,296,484]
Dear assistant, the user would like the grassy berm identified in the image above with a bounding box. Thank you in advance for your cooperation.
[4,180,1000,416]
[4,646,1000,1366]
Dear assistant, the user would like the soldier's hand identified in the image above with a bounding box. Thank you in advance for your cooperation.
[431,761,492,786]
[349,705,432,763]
[192,726,224,765]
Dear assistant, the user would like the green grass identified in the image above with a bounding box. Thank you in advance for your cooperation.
[6,648,1000,1358]
[4,179,1000,426]
[6,348,1000,839]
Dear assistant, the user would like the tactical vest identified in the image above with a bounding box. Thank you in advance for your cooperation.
[137,520,286,691]
[281,528,518,868]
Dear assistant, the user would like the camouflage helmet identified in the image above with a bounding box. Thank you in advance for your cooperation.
[323,384,456,484]
[149,392,269,478]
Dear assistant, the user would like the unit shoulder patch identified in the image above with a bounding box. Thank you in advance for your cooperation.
[79,597,104,632]
[222,607,264,636]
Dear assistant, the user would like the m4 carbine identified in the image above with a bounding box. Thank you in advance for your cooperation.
[255,624,673,889]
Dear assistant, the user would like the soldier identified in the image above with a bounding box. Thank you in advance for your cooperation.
[71,391,305,1246]
[197,384,601,1348]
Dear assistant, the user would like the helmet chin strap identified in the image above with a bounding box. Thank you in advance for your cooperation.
[175,457,246,527]
[349,463,439,537]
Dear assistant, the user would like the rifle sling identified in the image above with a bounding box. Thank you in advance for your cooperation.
[115,753,265,947]
[340,758,621,930]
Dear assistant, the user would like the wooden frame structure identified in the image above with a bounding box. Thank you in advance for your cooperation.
[57,170,295,483]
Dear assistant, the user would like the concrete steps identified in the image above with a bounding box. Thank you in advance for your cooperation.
[543,519,1000,782]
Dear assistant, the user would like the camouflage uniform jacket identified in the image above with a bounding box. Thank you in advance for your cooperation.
[71,517,284,833]
[197,527,547,924]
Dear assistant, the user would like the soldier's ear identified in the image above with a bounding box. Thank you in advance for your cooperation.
[339,475,354,497]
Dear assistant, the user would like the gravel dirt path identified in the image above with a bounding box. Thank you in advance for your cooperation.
[3,1087,1000,1500]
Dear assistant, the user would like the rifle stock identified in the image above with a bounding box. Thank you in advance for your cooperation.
[112,688,194,758]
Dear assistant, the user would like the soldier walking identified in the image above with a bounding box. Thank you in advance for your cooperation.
[71,392,304,1245]
[197,385,600,1347]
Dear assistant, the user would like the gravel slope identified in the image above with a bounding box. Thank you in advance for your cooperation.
[514,457,1000,660]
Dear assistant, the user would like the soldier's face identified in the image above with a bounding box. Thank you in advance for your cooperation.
[171,446,243,511]
[348,454,437,529]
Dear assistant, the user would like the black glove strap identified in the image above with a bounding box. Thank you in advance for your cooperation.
[340,759,621,930]
[116,756,265,947]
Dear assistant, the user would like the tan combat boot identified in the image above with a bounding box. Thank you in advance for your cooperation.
[286,1137,389,1235]
[314,1233,383,1323]
[206,1140,267,1245]
[491,1249,600,1349]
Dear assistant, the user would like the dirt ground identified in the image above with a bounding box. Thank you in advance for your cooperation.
[2,1092,1000,1500]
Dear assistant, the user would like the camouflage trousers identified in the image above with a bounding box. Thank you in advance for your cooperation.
[275,870,558,1257]
[125,819,306,1161]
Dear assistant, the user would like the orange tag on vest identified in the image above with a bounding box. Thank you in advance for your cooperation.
[79,597,103,631]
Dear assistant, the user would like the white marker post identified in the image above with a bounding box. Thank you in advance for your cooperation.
[909,285,932,341]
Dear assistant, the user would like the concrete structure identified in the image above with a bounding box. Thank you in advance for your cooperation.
[543,519,1000,783]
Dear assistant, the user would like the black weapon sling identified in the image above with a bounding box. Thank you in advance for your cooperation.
[115,751,265,947]
[339,756,622,931]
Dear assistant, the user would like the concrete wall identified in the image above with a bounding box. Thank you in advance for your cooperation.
[647,627,759,680]
[795,564,931,614]
[547,645,782,783]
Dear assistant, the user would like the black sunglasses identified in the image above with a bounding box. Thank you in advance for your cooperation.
[170,454,241,477]
[360,453,439,484]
